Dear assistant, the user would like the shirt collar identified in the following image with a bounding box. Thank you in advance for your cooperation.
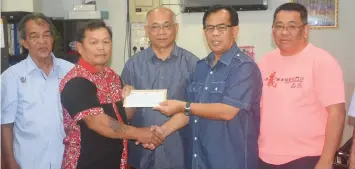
[26,52,60,75]
[147,43,179,60]
[78,58,100,74]
[205,43,240,66]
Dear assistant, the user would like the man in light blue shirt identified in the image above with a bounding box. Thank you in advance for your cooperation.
[1,13,73,169]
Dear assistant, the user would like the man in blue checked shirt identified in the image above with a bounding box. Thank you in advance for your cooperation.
[1,13,73,169]
[154,5,262,169]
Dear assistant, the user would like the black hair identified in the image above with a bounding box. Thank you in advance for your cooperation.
[76,20,112,43]
[18,12,55,40]
[203,5,239,27]
[273,2,308,24]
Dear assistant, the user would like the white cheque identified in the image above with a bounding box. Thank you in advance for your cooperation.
[123,89,167,107]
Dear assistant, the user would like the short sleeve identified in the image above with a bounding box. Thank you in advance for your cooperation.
[222,62,262,111]
[314,53,345,107]
[1,69,19,124]
[348,90,355,117]
[61,77,104,121]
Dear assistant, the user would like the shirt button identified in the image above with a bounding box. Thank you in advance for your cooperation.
[205,87,208,90]
[237,54,240,56]
[160,76,164,79]
[215,87,218,91]
[194,137,197,140]
[194,119,198,123]
[194,154,197,158]
[210,71,213,74]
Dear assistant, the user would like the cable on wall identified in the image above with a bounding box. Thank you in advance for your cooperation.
[123,0,131,63]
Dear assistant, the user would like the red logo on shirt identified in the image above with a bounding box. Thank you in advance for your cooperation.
[265,72,304,88]
[267,72,277,88]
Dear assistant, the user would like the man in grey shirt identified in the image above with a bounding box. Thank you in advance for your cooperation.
[121,7,199,169]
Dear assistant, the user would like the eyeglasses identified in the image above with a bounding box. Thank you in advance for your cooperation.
[273,24,305,32]
[28,33,53,43]
[147,23,175,32]
[203,24,234,33]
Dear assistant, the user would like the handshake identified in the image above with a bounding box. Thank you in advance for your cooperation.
[134,125,168,150]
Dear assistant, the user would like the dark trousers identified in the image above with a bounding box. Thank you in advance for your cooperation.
[259,156,320,169]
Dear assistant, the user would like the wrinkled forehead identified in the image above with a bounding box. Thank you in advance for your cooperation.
[147,10,175,24]
[34,18,49,25]
[25,19,50,32]
[27,18,50,28]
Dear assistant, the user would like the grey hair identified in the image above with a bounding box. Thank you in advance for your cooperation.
[145,6,177,24]
[18,12,55,40]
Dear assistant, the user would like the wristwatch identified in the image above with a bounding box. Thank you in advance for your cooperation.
[184,102,191,116]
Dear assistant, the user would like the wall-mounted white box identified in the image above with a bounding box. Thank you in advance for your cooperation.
[73,4,96,11]
[68,10,109,20]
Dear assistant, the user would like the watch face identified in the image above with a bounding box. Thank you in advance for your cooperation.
[185,103,191,109]
[184,111,190,116]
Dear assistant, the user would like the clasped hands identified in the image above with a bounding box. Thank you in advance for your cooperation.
[134,125,167,150]
[133,99,186,150]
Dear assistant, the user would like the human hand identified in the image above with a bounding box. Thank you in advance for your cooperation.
[138,125,168,150]
[135,127,164,150]
[121,85,134,99]
[153,100,185,116]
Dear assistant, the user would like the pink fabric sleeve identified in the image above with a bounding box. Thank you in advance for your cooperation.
[314,52,345,107]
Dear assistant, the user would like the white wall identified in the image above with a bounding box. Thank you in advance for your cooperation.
[106,0,127,75]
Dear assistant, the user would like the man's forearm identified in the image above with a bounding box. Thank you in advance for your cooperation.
[104,118,142,140]
[161,113,189,136]
[190,103,239,120]
[124,107,136,121]
[1,124,17,166]
[85,114,139,140]
[107,118,163,146]
[319,105,345,164]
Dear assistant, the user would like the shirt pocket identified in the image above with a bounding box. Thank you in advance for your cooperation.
[188,82,203,93]
[207,81,226,102]
[18,85,43,134]
[208,81,226,93]
[187,82,203,101]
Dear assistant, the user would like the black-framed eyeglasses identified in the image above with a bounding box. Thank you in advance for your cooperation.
[203,24,234,33]
[272,24,306,32]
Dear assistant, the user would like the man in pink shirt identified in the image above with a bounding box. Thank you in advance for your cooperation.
[258,2,345,169]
